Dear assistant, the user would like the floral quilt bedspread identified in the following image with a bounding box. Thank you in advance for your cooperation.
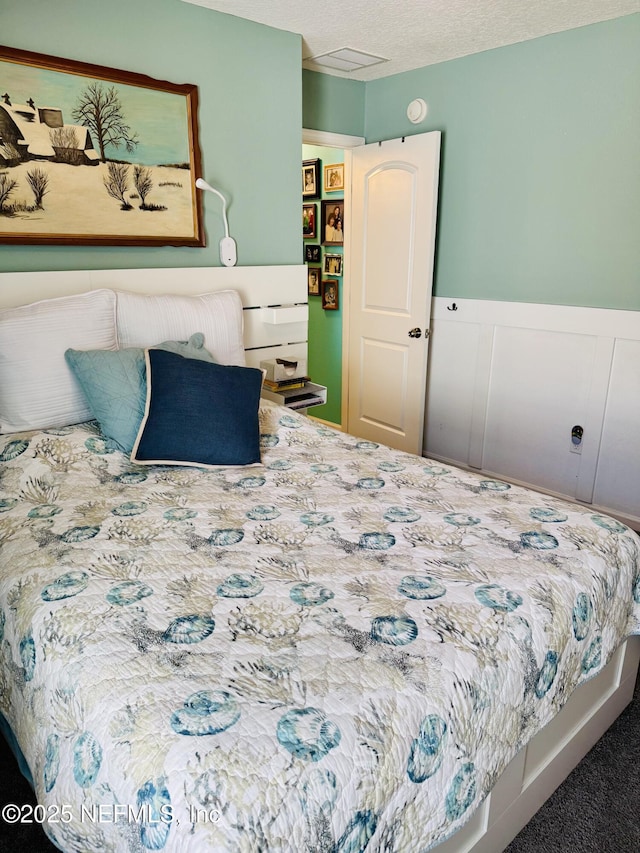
[1,401,639,853]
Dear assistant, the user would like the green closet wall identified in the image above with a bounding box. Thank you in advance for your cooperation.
[2,0,302,273]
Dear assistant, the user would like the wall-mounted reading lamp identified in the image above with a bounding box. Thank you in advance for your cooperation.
[195,177,237,266]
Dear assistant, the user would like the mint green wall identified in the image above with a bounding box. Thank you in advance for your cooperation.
[2,0,302,272]
[302,70,364,137]
[302,144,344,424]
[363,15,640,310]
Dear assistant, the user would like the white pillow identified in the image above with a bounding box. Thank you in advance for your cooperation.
[116,290,246,366]
[0,289,117,433]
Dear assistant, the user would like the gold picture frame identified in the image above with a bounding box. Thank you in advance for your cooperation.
[324,162,344,192]
[0,45,204,246]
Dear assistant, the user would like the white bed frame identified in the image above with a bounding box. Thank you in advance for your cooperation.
[1,266,638,853]
[435,635,640,852]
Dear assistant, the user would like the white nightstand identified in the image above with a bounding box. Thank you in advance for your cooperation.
[261,381,327,412]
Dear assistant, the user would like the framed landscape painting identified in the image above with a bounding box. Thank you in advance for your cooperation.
[0,45,204,246]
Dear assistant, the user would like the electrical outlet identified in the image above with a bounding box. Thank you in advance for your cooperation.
[570,425,583,455]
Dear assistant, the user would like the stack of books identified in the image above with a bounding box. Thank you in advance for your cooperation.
[261,375,326,410]
[262,375,310,393]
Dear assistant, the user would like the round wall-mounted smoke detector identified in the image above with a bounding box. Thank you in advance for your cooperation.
[407,98,428,124]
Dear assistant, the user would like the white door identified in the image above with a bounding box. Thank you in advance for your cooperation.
[344,132,441,454]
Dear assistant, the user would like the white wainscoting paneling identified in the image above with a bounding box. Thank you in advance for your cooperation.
[593,338,640,516]
[423,320,480,464]
[424,298,640,526]
[482,326,594,497]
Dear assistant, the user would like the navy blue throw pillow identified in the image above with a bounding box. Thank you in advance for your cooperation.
[132,348,263,468]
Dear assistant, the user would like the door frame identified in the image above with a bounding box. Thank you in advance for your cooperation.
[302,129,364,427]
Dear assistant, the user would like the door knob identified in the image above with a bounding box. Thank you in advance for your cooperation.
[408,327,422,338]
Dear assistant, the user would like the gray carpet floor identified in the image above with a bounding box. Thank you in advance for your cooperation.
[1,668,639,852]
[504,665,640,853]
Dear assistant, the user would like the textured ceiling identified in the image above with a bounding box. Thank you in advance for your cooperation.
[182,0,639,80]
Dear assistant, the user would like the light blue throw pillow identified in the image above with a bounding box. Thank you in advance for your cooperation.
[65,334,215,453]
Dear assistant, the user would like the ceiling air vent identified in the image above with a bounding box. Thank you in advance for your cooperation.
[304,47,388,73]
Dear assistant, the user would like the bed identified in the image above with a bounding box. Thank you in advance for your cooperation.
[1,270,639,853]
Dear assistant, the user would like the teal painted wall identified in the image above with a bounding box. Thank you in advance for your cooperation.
[363,15,640,310]
[2,0,302,272]
[302,70,364,137]
[302,144,344,424]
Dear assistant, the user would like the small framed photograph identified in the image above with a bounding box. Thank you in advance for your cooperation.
[323,253,343,276]
[304,243,321,263]
[302,158,321,199]
[322,279,339,310]
[324,163,344,192]
[302,203,317,238]
[321,200,344,245]
[307,266,321,296]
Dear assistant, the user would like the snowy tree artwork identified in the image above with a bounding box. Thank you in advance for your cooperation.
[0,46,203,246]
